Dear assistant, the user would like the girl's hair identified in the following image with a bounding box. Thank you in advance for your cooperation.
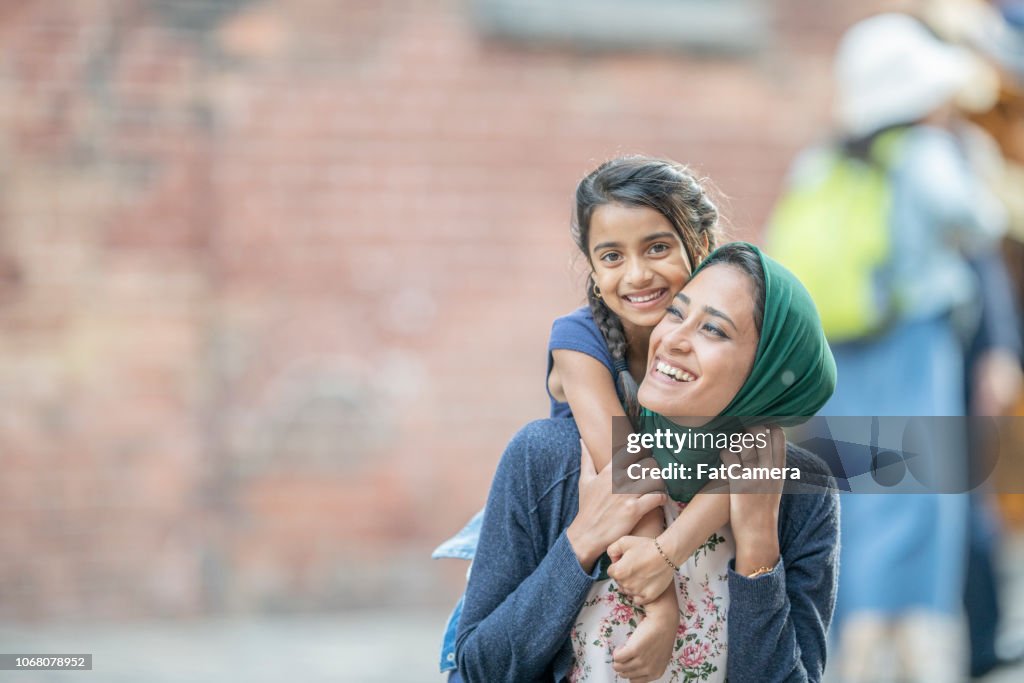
[699,242,765,335]
[572,155,720,423]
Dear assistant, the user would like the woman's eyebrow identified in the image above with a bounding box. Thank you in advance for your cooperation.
[674,292,737,330]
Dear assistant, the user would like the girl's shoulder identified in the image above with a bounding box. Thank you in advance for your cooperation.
[549,306,611,365]
[553,305,597,327]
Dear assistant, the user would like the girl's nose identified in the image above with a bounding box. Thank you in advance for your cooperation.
[625,259,652,287]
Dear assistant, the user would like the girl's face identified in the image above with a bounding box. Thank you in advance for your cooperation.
[588,203,692,333]
[637,264,759,425]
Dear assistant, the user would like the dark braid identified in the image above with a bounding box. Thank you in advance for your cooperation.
[573,156,721,426]
[585,279,641,424]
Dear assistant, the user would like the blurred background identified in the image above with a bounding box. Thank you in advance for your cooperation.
[1,0,1023,681]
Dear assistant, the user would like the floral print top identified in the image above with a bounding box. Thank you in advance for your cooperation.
[569,501,733,683]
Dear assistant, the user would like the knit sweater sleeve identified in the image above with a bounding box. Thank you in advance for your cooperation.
[455,420,599,683]
[725,448,840,682]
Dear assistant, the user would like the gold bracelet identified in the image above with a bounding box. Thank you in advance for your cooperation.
[746,565,775,579]
[653,538,680,572]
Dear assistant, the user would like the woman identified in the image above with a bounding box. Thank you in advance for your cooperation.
[455,243,839,682]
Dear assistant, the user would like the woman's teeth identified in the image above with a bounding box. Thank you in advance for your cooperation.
[625,290,664,304]
[656,361,695,382]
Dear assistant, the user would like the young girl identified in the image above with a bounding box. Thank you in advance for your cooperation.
[436,155,734,680]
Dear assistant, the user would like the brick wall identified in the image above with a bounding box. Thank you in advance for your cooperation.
[0,0,894,619]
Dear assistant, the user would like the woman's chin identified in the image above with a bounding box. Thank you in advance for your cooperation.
[637,384,685,418]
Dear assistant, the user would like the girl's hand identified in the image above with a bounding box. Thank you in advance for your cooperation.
[606,536,676,606]
[612,593,678,682]
[721,424,785,576]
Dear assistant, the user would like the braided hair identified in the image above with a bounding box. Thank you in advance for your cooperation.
[572,156,720,425]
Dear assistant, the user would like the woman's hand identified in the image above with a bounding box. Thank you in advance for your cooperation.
[612,589,678,682]
[721,424,785,576]
[606,536,676,606]
[567,441,667,572]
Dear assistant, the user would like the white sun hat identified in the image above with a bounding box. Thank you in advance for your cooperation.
[834,13,978,136]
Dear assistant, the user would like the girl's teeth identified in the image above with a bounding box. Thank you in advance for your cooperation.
[628,290,662,303]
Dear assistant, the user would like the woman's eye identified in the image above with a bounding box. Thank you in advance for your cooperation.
[648,243,670,255]
[666,306,684,320]
[703,323,727,338]
[599,252,621,264]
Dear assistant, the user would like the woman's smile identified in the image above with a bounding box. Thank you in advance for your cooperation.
[652,357,697,383]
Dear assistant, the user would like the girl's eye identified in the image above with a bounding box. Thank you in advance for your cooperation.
[599,252,622,264]
[666,306,684,320]
[648,243,671,255]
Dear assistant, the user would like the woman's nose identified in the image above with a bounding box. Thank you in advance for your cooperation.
[662,323,694,353]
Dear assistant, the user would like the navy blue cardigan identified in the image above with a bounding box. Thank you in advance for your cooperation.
[455,418,840,682]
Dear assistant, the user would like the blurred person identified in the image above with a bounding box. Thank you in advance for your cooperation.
[455,243,839,683]
[916,2,1024,675]
[961,248,1024,679]
[767,12,1008,683]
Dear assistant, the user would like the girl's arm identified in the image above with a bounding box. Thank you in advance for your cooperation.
[550,349,623,471]
[607,488,730,605]
[610,429,791,604]
[553,348,682,678]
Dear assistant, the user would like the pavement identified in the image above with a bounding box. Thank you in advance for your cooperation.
[0,609,450,683]
[1,535,1023,683]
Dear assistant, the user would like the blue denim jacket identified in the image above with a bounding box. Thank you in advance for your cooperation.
[432,509,483,672]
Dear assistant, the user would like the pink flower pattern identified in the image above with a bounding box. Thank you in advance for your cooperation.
[568,503,732,682]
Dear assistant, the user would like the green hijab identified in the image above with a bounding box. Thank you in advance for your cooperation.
[640,242,837,501]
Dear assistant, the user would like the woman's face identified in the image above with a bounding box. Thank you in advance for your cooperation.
[637,264,760,425]
[588,203,692,333]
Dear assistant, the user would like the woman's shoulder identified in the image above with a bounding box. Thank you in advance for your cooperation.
[782,443,836,492]
[497,418,583,485]
[778,443,840,547]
